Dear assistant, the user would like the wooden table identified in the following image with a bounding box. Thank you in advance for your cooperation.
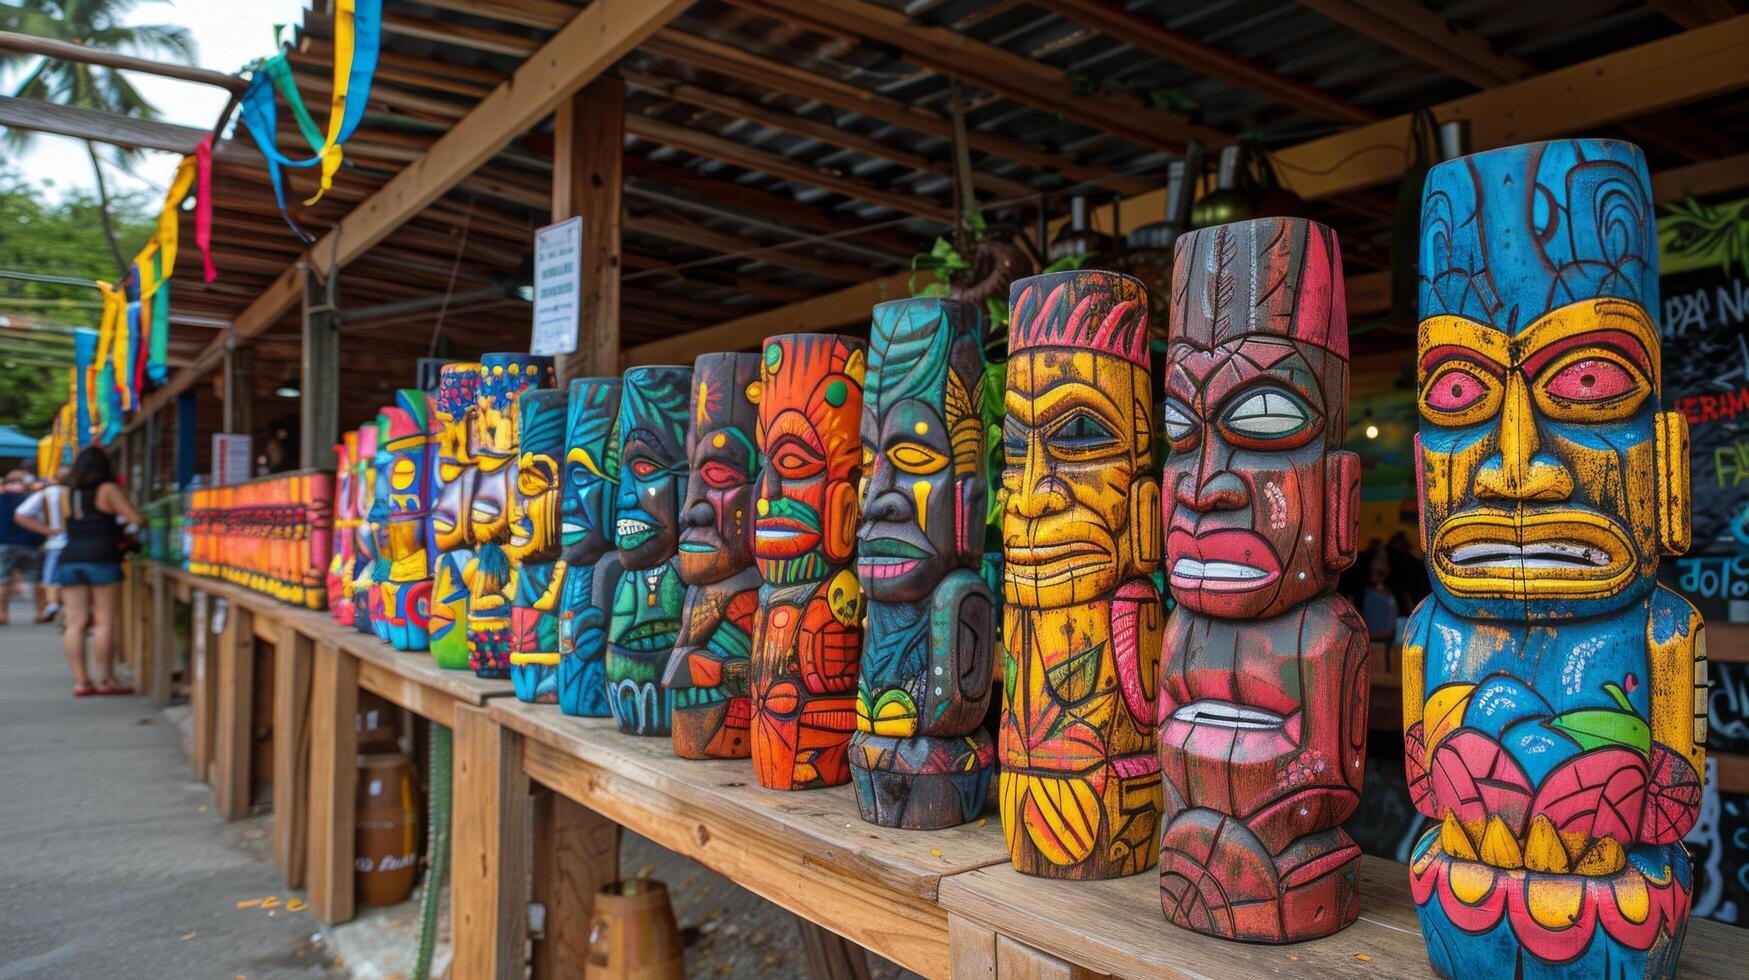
[482,700,1014,979]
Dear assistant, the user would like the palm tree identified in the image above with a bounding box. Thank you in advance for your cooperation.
[1,0,196,274]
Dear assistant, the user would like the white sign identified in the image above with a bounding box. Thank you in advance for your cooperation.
[531,215,583,356]
[211,433,252,487]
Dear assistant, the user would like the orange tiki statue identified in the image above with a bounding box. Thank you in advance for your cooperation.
[751,334,866,790]
[1156,217,1368,942]
[999,269,1163,879]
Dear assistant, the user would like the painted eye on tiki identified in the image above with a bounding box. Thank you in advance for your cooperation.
[628,458,660,479]
[1221,387,1313,442]
[1002,419,1027,465]
[1045,411,1120,459]
[1420,361,1501,424]
[1160,398,1198,448]
[767,436,825,479]
[886,441,948,475]
[698,460,744,489]
[1533,352,1648,420]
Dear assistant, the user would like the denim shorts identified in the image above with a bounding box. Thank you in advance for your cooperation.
[41,547,62,587]
[0,544,40,582]
[54,561,122,587]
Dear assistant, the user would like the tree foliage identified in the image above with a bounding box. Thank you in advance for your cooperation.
[0,166,155,434]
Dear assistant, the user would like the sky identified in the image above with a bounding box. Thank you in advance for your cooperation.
[3,0,310,201]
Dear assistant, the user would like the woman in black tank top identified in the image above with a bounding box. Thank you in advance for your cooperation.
[37,448,143,696]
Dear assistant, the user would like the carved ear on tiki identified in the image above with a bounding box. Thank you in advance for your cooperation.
[1324,450,1360,572]
[1655,410,1692,556]
[1130,475,1162,569]
[1413,434,1429,557]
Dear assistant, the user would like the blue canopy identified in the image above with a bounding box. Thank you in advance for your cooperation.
[0,424,42,457]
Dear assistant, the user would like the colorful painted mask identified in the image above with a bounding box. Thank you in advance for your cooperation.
[998,269,1162,879]
[430,363,482,670]
[1404,139,1705,980]
[603,366,691,735]
[373,390,438,651]
[557,378,622,718]
[351,422,379,634]
[508,389,568,703]
[1156,217,1368,943]
[850,297,997,828]
[464,353,551,677]
[751,334,866,790]
[665,353,762,759]
[329,432,358,625]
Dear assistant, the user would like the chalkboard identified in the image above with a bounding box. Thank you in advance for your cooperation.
[1658,196,1749,623]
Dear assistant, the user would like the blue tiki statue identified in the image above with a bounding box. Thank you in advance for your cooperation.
[598,365,692,736]
[1405,139,1705,979]
[664,353,763,759]
[557,378,623,717]
[430,363,482,669]
[507,389,568,702]
[851,298,996,828]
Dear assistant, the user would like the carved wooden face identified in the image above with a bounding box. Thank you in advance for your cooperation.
[468,354,553,545]
[506,389,567,564]
[377,391,435,566]
[615,366,692,570]
[560,378,621,567]
[754,335,867,584]
[1160,218,1357,619]
[353,423,378,562]
[1417,139,1685,620]
[431,363,481,553]
[680,354,761,585]
[859,298,988,603]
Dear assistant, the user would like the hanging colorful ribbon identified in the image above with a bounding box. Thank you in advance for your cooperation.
[194,136,216,282]
[73,328,98,448]
[306,0,382,205]
[93,280,123,408]
[124,273,143,408]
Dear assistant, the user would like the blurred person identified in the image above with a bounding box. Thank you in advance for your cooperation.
[15,448,142,696]
[1359,548,1399,643]
[0,469,46,624]
[16,466,72,620]
[1384,530,1430,612]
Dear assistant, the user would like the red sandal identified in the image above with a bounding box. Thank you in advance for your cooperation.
[94,679,134,696]
[73,682,96,698]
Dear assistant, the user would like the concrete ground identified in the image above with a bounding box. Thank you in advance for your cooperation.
[0,596,334,979]
[0,593,916,979]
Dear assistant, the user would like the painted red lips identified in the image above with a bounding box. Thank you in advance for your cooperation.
[1166,528,1283,594]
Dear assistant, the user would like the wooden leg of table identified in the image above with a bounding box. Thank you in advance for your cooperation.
[532,790,620,980]
[152,567,174,706]
[796,917,872,980]
[946,917,1107,980]
[453,703,530,980]
[273,626,313,888]
[214,603,255,820]
[190,592,213,783]
[308,641,358,925]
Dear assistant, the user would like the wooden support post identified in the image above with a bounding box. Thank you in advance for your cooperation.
[190,591,215,782]
[308,641,358,925]
[222,344,252,437]
[946,915,1106,980]
[531,791,620,980]
[301,263,340,470]
[551,76,623,381]
[796,917,873,980]
[213,602,255,821]
[452,703,530,980]
[152,565,174,705]
[272,625,314,888]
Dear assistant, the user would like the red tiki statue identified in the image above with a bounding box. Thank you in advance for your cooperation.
[1156,217,1368,942]
[751,334,866,790]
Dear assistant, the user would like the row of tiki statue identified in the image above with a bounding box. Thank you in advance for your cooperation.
[260,139,1704,978]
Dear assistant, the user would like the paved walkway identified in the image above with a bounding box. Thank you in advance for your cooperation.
[0,598,333,979]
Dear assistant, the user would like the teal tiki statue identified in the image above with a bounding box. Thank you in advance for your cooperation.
[599,366,692,735]
[557,378,622,717]
[851,298,996,828]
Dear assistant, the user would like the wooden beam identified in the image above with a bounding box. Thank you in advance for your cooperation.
[379,12,540,58]
[0,95,259,162]
[1654,149,1749,200]
[627,113,954,222]
[640,30,1148,192]
[622,68,1036,201]
[0,30,247,92]
[628,214,867,283]
[1031,0,1377,124]
[414,0,579,31]
[1297,0,1737,160]
[129,0,691,426]
[222,345,251,436]
[552,77,624,382]
[723,0,1226,153]
[1646,0,1745,28]
[301,265,339,469]
[451,704,531,980]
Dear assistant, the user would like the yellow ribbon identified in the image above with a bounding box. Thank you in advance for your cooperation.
[305,0,356,205]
